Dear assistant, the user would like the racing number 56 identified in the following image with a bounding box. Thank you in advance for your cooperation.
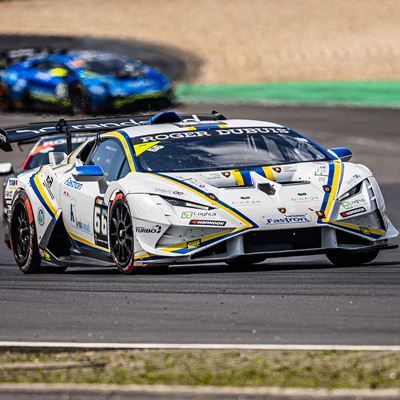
[93,198,109,249]
[94,206,107,236]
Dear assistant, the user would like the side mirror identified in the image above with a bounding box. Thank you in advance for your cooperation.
[73,165,104,182]
[72,165,108,194]
[329,147,352,162]
[0,162,13,175]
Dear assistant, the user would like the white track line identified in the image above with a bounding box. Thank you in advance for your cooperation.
[0,384,399,398]
[0,341,400,351]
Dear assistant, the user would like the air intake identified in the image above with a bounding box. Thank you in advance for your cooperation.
[258,183,276,195]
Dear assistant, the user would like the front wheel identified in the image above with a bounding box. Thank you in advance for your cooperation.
[10,192,42,273]
[326,250,379,267]
[109,196,135,274]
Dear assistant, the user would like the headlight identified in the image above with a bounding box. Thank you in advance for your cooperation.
[338,181,363,201]
[162,196,214,211]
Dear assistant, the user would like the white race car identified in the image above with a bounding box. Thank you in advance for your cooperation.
[0,112,398,274]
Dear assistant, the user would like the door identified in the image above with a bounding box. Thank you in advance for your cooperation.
[61,138,129,254]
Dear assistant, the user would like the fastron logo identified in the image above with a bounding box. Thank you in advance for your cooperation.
[136,225,162,234]
[263,216,310,225]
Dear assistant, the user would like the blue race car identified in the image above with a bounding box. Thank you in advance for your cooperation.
[0,49,173,114]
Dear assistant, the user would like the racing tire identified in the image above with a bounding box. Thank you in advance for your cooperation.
[109,195,135,274]
[226,255,267,268]
[10,191,42,273]
[70,87,89,115]
[326,250,379,267]
[0,83,13,111]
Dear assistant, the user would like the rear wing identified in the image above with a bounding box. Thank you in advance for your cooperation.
[0,47,64,68]
[0,111,225,153]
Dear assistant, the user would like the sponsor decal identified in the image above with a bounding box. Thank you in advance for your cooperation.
[314,165,329,177]
[42,175,54,199]
[8,178,18,186]
[189,219,226,227]
[14,119,143,136]
[136,225,162,234]
[222,171,231,178]
[360,227,371,235]
[282,166,297,173]
[63,190,71,198]
[39,249,52,261]
[346,174,362,185]
[340,207,367,218]
[4,190,13,199]
[187,239,201,249]
[137,127,290,143]
[298,192,307,196]
[70,199,91,233]
[278,207,286,214]
[340,198,366,210]
[263,215,311,225]
[291,194,321,203]
[232,199,262,207]
[181,210,217,219]
[272,167,282,173]
[64,177,83,190]
[154,188,184,196]
[241,196,250,200]
[37,207,45,226]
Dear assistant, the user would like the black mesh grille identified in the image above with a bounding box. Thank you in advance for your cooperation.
[243,228,321,253]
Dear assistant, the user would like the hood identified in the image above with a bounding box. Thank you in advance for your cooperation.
[81,66,170,96]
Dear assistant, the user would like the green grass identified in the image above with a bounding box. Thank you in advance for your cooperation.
[176,81,400,107]
[0,350,399,389]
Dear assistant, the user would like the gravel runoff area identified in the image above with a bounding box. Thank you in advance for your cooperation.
[0,0,399,84]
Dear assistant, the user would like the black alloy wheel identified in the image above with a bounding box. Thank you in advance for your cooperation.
[10,193,42,273]
[110,198,135,273]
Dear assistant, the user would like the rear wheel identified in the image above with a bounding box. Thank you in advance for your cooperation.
[70,87,89,114]
[10,192,42,273]
[0,83,13,111]
[226,255,266,268]
[326,250,379,267]
[109,196,135,274]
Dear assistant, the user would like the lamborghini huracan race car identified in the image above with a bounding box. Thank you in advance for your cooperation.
[0,112,398,274]
[0,133,96,248]
[0,49,173,114]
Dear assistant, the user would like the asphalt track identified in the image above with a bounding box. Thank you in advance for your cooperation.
[0,104,399,346]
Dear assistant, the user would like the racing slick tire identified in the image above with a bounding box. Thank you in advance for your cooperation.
[0,83,13,111]
[226,255,267,268]
[109,195,136,274]
[10,191,42,273]
[70,86,89,114]
[326,250,379,267]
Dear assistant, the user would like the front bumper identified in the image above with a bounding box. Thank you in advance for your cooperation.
[137,225,398,265]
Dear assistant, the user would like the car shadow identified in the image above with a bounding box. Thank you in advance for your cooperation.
[60,259,399,276]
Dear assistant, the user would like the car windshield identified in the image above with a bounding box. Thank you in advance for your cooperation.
[133,127,330,173]
[81,58,140,76]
